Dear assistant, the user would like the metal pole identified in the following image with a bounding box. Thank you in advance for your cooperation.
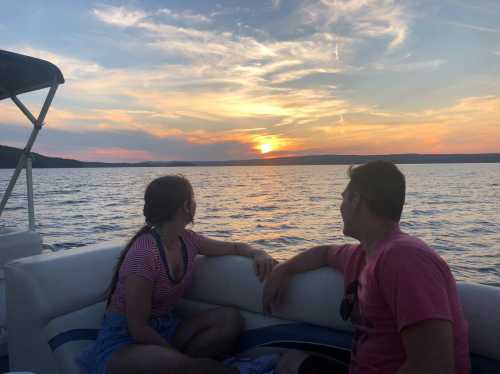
[38,81,59,125]
[0,80,59,220]
[0,153,26,215]
[26,155,35,230]
[11,95,37,125]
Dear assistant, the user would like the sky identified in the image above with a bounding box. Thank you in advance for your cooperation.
[1,0,500,162]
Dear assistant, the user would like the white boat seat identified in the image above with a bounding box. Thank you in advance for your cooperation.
[0,229,42,355]
[5,242,500,374]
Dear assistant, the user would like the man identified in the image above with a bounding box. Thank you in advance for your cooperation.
[263,161,470,374]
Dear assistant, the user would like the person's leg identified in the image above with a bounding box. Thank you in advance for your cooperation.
[275,349,310,374]
[244,348,350,374]
[107,343,238,374]
[173,307,244,358]
[295,353,350,374]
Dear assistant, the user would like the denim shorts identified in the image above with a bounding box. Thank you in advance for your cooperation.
[75,311,179,374]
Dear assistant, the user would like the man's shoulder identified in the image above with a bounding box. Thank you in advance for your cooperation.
[384,231,431,253]
[336,243,363,257]
[327,243,362,272]
[378,232,447,270]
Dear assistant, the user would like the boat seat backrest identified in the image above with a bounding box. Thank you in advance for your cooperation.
[5,242,500,374]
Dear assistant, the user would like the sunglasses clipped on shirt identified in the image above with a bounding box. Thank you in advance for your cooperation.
[340,280,359,321]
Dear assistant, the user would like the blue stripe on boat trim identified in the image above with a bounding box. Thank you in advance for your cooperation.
[47,323,352,353]
[237,323,353,353]
[46,324,500,374]
[48,329,99,351]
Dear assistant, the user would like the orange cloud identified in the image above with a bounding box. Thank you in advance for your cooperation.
[84,147,153,162]
[304,102,500,155]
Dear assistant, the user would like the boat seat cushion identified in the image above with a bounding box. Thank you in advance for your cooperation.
[45,303,105,374]
[46,300,500,374]
[44,299,292,374]
[6,244,500,374]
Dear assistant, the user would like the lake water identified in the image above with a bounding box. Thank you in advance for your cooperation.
[1,164,499,286]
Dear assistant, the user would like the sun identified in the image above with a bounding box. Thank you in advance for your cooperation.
[254,135,290,155]
[260,143,273,154]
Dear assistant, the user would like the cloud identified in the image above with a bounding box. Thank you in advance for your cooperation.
[91,5,346,76]
[300,95,500,154]
[3,94,500,160]
[11,46,102,80]
[87,147,154,161]
[156,9,212,24]
[448,21,500,35]
[0,122,258,162]
[298,0,411,49]
[271,67,342,83]
[93,5,147,27]
[373,59,446,72]
[83,5,362,139]
[4,3,497,161]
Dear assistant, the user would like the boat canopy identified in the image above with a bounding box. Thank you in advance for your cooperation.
[0,50,64,229]
[0,50,64,101]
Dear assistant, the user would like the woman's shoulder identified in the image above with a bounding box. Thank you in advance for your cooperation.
[181,228,208,251]
[120,231,160,278]
[127,231,159,256]
[182,228,203,239]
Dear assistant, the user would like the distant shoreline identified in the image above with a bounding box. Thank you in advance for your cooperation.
[1,144,500,169]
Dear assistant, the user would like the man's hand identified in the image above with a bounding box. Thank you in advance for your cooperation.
[262,245,334,314]
[252,250,278,282]
[263,264,292,313]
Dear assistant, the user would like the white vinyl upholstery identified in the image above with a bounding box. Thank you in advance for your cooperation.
[5,241,122,374]
[5,242,500,374]
[0,229,42,270]
[0,229,42,355]
[456,282,500,363]
[185,255,351,332]
[45,303,106,374]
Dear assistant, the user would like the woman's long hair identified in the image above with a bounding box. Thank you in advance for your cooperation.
[105,175,193,306]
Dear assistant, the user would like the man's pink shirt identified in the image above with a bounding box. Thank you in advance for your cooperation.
[328,226,470,374]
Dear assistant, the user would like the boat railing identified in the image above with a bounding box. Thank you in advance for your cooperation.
[0,50,64,231]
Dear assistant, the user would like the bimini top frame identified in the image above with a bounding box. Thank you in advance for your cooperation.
[0,50,65,230]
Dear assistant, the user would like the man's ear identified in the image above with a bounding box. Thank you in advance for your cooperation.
[350,191,363,211]
[183,200,190,213]
[351,191,361,204]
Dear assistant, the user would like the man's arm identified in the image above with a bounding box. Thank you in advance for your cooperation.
[397,319,455,374]
[262,245,338,313]
[278,245,335,274]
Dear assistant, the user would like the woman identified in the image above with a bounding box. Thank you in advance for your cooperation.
[76,175,278,374]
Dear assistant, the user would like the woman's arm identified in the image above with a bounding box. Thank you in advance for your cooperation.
[124,274,173,347]
[199,238,276,281]
[198,237,259,257]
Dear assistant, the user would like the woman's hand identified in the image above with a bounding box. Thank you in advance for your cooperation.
[262,263,292,314]
[252,249,278,282]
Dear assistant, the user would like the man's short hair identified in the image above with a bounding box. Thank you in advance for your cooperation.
[347,160,406,221]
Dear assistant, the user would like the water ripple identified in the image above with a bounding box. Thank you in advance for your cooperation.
[1,164,499,286]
